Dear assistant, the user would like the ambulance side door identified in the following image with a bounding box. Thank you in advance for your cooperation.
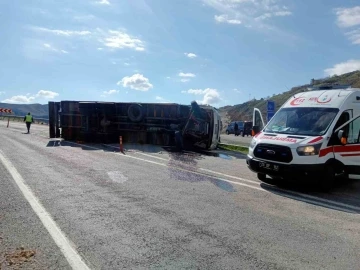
[252,108,265,135]
[334,114,360,178]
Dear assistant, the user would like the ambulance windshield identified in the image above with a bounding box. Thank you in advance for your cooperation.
[264,107,339,136]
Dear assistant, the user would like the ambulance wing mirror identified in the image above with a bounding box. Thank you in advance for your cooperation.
[337,130,347,145]
[252,125,260,136]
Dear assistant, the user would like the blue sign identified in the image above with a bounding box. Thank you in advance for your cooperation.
[267,100,275,112]
[267,111,275,122]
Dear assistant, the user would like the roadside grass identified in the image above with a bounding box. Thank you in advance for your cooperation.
[218,143,249,154]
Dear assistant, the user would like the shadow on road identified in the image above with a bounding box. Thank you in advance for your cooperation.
[46,139,246,161]
[259,177,360,214]
[45,139,237,193]
[167,151,236,193]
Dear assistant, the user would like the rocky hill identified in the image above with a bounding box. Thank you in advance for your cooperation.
[219,70,360,131]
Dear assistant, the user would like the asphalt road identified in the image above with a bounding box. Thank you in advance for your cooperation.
[1,121,360,269]
[220,133,252,146]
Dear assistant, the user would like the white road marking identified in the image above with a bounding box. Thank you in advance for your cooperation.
[262,188,358,213]
[107,171,128,184]
[264,185,360,212]
[199,168,259,185]
[0,150,92,270]
[202,168,360,212]
[64,141,360,213]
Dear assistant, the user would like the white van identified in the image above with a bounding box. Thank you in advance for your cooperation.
[247,85,360,187]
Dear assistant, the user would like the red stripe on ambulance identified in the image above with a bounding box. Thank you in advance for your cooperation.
[319,145,360,157]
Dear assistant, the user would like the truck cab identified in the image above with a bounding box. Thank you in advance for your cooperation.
[247,86,360,187]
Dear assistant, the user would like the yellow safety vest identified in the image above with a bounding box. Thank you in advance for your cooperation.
[25,115,33,122]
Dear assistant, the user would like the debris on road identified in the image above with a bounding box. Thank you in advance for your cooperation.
[1,247,36,268]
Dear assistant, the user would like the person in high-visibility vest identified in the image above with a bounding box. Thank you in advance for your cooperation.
[23,112,34,134]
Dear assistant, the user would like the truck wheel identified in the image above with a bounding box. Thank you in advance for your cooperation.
[128,104,144,122]
[226,130,229,135]
[257,173,266,181]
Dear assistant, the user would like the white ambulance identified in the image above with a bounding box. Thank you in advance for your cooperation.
[247,85,360,187]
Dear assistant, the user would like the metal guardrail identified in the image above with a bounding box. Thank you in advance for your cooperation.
[0,115,49,125]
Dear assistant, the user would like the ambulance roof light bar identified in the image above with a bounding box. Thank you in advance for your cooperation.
[307,84,352,91]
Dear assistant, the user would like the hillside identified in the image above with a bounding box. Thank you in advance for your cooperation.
[219,70,360,130]
[0,103,48,118]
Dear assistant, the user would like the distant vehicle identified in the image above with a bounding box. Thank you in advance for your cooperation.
[242,121,253,137]
[247,85,360,188]
[48,100,221,151]
[226,121,244,135]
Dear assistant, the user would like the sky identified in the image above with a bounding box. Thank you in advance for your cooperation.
[0,0,360,108]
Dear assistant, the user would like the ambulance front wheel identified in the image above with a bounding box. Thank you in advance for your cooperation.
[319,166,335,190]
[257,173,266,181]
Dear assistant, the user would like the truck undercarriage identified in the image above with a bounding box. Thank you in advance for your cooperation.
[48,100,220,150]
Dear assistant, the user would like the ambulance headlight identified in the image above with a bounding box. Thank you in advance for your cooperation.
[296,144,322,156]
[250,138,257,148]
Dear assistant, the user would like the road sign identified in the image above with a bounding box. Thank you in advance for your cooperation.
[0,108,12,113]
[267,100,275,112]
[267,111,275,122]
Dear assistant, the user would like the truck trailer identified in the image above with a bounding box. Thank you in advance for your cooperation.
[48,100,221,150]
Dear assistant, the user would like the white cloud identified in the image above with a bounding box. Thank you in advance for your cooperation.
[43,43,68,54]
[155,96,171,103]
[335,6,360,28]
[274,11,292,17]
[2,90,59,104]
[117,74,153,91]
[324,59,360,76]
[203,0,292,28]
[335,6,360,45]
[184,52,197,58]
[73,14,96,21]
[255,13,272,21]
[96,0,110,5]
[233,88,242,93]
[215,14,241,24]
[36,90,59,99]
[33,27,91,36]
[101,30,145,51]
[178,72,196,78]
[256,10,292,20]
[182,88,221,105]
[31,26,146,53]
[346,29,360,44]
[2,95,36,104]
[180,78,190,83]
[103,89,119,95]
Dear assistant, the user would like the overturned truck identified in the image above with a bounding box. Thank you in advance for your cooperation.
[48,100,222,150]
